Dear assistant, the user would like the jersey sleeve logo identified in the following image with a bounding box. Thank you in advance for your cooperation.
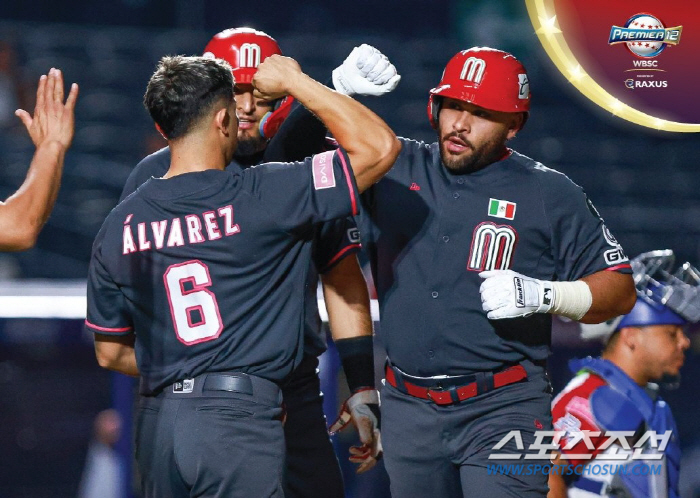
[347,227,361,244]
[467,222,519,272]
[312,150,337,190]
[602,225,629,265]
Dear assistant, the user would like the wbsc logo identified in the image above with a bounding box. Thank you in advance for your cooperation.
[608,13,682,58]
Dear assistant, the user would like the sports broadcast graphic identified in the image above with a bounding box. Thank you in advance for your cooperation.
[1,1,699,497]
[526,0,700,131]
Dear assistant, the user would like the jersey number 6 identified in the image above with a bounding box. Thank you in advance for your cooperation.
[164,260,223,345]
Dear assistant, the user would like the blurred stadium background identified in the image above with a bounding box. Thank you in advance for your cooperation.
[0,1,698,496]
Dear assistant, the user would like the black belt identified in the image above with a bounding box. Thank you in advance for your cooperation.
[154,372,282,406]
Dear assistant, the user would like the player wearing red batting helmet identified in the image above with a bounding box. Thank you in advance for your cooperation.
[355,46,635,497]
[203,27,292,156]
[427,47,531,175]
[427,46,530,126]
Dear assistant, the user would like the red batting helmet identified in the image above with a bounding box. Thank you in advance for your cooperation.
[203,27,282,85]
[427,47,530,129]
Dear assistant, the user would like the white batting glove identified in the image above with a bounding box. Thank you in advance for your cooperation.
[479,270,555,320]
[329,388,382,473]
[332,44,401,96]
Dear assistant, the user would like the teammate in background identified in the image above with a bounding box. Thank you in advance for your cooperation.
[351,47,636,497]
[120,28,400,491]
[550,250,698,498]
[86,55,399,497]
[0,68,78,251]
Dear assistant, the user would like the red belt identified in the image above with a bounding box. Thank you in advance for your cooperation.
[385,364,528,406]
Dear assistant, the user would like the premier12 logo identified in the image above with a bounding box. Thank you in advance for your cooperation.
[609,13,681,91]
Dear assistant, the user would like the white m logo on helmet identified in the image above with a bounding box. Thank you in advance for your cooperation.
[239,43,262,68]
[460,57,486,84]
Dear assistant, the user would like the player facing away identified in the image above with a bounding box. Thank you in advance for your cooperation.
[120,28,400,490]
[550,250,699,498]
[0,68,78,251]
[85,55,400,497]
[354,47,636,497]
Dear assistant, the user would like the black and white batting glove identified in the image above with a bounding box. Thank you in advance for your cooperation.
[332,44,401,96]
[479,270,554,319]
[329,388,382,474]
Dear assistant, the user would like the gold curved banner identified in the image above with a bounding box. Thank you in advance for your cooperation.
[525,0,700,132]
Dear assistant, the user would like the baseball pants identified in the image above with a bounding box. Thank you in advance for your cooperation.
[381,362,553,498]
[135,372,285,498]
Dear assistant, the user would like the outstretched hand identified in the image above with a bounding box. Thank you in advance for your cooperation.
[15,68,79,149]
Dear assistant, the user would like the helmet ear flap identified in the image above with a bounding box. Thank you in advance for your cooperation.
[259,96,294,139]
[427,95,441,129]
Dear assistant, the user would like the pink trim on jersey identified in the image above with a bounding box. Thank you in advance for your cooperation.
[337,150,358,215]
[85,320,132,333]
[606,263,632,272]
[321,243,361,273]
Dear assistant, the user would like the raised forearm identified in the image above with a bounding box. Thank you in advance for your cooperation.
[0,140,66,251]
[287,72,399,191]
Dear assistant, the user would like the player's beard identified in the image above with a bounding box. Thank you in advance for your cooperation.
[234,133,268,158]
[439,130,509,175]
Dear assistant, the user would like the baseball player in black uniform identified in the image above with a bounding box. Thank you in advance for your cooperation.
[119,28,399,495]
[355,47,637,497]
[86,55,400,497]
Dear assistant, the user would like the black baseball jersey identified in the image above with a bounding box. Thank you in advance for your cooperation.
[86,149,359,394]
[359,138,631,377]
[120,147,361,356]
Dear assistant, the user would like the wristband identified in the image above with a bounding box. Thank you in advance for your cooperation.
[550,281,593,321]
[335,336,375,393]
